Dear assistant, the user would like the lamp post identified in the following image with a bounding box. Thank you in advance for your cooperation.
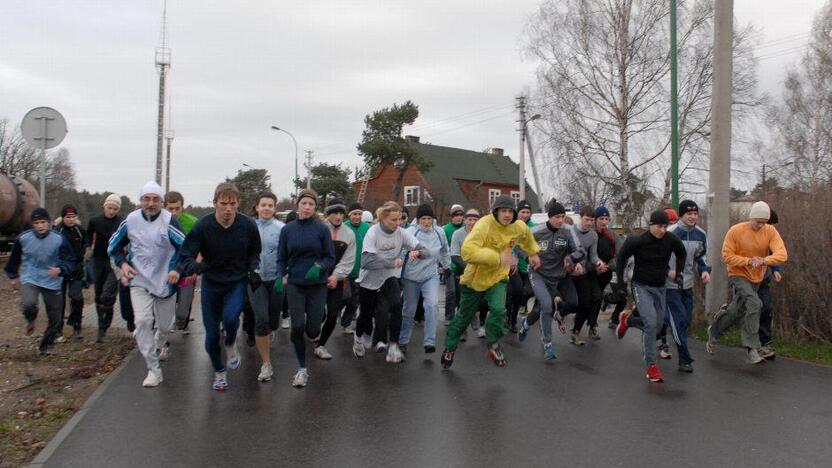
[271,125,298,197]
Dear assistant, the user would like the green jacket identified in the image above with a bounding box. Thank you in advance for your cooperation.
[442,222,463,272]
[517,219,535,273]
[178,212,198,235]
[346,221,371,278]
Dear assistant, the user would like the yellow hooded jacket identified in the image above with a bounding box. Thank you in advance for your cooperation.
[460,214,540,292]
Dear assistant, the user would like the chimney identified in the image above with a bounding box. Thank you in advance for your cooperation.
[405,135,420,143]
[489,148,504,156]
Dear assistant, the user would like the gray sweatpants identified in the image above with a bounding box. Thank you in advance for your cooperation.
[131,288,175,371]
[21,283,64,352]
[712,276,762,350]
[527,271,578,344]
[631,283,667,366]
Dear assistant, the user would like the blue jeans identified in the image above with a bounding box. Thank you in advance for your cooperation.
[400,276,440,346]
[201,278,246,372]
[665,288,694,364]
[630,283,666,366]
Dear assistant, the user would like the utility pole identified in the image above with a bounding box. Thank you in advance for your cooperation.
[705,0,734,317]
[154,0,171,185]
[670,0,680,208]
[304,150,314,190]
[164,129,174,193]
[525,130,545,211]
[517,95,527,201]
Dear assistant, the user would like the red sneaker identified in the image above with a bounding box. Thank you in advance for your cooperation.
[646,364,664,383]
[616,310,630,339]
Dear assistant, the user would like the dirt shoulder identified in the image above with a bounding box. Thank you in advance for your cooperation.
[0,275,134,468]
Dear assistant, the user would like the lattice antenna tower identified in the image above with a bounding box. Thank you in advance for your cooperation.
[154,0,171,185]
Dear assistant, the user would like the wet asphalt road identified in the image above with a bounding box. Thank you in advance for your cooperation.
[39,299,832,468]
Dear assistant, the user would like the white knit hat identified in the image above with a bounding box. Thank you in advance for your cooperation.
[749,201,770,220]
[450,204,464,215]
[103,193,121,209]
[139,181,164,199]
[361,210,373,223]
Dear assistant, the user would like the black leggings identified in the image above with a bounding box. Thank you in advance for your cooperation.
[358,277,403,344]
[287,283,327,368]
[573,273,602,331]
[318,281,346,346]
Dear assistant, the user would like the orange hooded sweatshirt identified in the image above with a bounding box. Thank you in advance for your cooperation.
[721,222,787,284]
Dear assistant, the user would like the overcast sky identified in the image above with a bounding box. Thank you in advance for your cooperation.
[0,0,826,205]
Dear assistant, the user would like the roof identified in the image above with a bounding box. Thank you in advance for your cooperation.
[408,141,539,210]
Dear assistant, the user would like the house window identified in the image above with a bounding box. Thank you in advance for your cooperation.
[510,191,521,205]
[404,186,420,206]
[488,189,501,206]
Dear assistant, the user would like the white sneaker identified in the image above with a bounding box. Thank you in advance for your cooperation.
[386,344,403,363]
[361,334,372,350]
[55,335,67,344]
[314,346,333,360]
[352,335,366,358]
[258,363,273,382]
[476,327,486,338]
[226,344,241,370]
[142,368,163,388]
[212,372,228,391]
[280,317,290,329]
[375,341,388,353]
[342,323,355,335]
[158,344,170,361]
[292,368,309,387]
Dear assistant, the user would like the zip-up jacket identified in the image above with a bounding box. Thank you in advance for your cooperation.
[108,209,185,298]
[442,221,463,273]
[5,229,75,290]
[570,225,600,275]
[403,224,451,283]
[460,214,539,292]
[616,230,686,288]
[530,222,585,282]
[450,227,471,273]
[57,223,88,280]
[666,222,711,290]
[327,221,356,280]
[255,217,285,281]
[276,216,335,286]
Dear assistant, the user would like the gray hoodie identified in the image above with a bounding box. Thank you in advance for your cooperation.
[530,222,585,281]
[402,224,451,283]
[570,224,600,274]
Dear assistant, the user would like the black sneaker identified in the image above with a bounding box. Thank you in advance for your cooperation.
[485,344,508,367]
[678,362,694,373]
[246,335,255,347]
[440,349,455,369]
[96,328,107,343]
[127,322,136,333]
[424,345,436,354]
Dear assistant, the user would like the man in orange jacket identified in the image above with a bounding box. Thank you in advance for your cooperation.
[708,201,787,364]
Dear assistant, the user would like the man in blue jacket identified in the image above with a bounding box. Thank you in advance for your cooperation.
[5,208,75,355]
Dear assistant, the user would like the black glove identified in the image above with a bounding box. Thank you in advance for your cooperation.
[249,271,263,291]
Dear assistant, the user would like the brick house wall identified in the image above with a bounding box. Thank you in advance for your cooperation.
[456,179,522,215]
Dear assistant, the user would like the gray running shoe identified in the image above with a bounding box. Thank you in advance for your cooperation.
[747,348,765,364]
[706,324,718,355]
[759,345,776,360]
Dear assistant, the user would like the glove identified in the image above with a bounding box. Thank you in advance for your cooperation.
[249,271,263,291]
[305,263,322,281]
[674,274,684,290]
[274,277,285,293]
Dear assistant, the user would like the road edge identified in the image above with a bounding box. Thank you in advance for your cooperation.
[28,348,138,468]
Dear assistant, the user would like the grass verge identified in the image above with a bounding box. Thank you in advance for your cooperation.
[690,324,832,366]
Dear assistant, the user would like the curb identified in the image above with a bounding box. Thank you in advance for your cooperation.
[28,349,138,468]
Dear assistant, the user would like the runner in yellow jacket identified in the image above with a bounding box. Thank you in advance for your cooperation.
[441,195,540,369]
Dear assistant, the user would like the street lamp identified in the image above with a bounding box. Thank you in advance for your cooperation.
[271,125,298,197]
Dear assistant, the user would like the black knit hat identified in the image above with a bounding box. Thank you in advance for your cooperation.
[678,199,699,214]
[517,199,532,212]
[768,209,779,225]
[416,203,435,220]
[61,204,78,218]
[325,198,347,215]
[296,189,318,206]
[347,202,363,214]
[31,207,50,223]
[649,209,670,225]
[548,201,566,217]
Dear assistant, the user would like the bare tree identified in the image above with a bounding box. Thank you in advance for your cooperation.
[767,1,832,192]
[524,0,761,228]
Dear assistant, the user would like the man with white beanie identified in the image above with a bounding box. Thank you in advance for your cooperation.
[108,181,185,387]
[708,201,788,364]
[87,193,126,342]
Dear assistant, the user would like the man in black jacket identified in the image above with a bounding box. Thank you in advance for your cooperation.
[57,205,88,340]
[615,210,686,383]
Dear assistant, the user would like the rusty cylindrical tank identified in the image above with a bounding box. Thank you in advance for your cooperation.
[0,174,40,235]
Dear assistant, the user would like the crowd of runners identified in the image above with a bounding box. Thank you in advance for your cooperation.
[4,179,788,389]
